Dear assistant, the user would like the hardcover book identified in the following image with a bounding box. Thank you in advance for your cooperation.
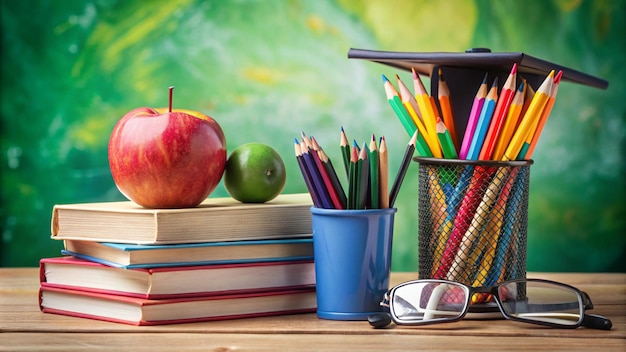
[62,237,314,268]
[39,285,317,326]
[40,256,316,299]
[51,193,313,244]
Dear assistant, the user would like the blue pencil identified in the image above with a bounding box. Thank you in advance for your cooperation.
[300,140,333,209]
[466,77,498,160]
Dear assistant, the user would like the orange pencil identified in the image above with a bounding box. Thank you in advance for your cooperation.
[437,69,459,151]
[412,68,443,158]
[492,82,525,161]
[524,70,563,159]
[479,63,517,160]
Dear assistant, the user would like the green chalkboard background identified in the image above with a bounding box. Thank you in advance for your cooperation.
[1,0,624,272]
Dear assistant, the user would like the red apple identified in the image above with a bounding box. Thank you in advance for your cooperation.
[108,88,226,208]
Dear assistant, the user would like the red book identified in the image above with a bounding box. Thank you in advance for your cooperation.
[39,285,317,326]
[40,256,315,299]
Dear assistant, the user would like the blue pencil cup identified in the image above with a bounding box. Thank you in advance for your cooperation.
[311,207,397,320]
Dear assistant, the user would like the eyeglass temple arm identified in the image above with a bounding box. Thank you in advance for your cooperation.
[579,291,612,330]
[582,313,612,330]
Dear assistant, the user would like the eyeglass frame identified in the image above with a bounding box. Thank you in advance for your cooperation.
[369,278,612,330]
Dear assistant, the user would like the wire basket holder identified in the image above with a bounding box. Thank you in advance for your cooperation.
[415,157,532,297]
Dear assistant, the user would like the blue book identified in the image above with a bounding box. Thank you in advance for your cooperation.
[62,238,313,269]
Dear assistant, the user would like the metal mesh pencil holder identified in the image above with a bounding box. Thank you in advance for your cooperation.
[414,157,532,308]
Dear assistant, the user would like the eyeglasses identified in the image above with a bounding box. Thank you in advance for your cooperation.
[368,278,612,330]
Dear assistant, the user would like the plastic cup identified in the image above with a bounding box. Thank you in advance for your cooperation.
[310,207,397,320]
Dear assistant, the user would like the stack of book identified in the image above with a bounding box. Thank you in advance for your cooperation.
[39,193,318,326]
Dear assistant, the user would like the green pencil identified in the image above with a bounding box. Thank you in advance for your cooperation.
[340,127,351,180]
[436,119,458,159]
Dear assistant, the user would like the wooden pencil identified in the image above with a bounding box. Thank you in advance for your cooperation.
[396,74,435,154]
[294,138,321,207]
[437,69,459,151]
[412,68,443,158]
[319,148,348,209]
[466,77,499,160]
[502,70,554,161]
[310,136,344,209]
[436,117,458,159]
[340,127,351,180]
[492,82,525,161]
[389,131,417,208]
[348,143,359,209]
[369,134,379,209]
[358,142,370,209]
[383,74,417,137]
[378,136,390,209]
[479,63,517,160]
[300,139,332,209]
[522,70,563,159]
[459,74,488,159]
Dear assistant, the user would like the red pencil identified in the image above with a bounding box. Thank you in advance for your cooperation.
[479,64,517,160]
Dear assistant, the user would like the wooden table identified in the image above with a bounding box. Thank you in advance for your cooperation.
[1,269,624,351]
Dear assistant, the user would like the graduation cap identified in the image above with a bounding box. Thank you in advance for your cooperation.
[348,47,608,138]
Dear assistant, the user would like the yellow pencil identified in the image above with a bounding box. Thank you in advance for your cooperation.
[524,70,563,159]
[502,71,554,161]
[412,68,443,158]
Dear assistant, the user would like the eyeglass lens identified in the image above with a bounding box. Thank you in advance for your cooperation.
[392,281,469,322]
[498,280,582,326]
[391,280,583,327]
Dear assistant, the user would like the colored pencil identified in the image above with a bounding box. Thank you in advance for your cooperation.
[434,165,494,280]
[411,68,443,158]
[519,77,536,123]
[520,70,563,159]
[348,143,359,209]
[436,117,458,159]
[383,74,417,137]
[437,68,459,150]
[340,127,351,180]
[472,167,520,287]
[378,136,390,209]
[492,82,525,161]
[459,74,488,159]
[368,134,379,209]
[357,143,370,209]
[300,139,333,209]
[389,131,417,208]
[312,138,346,209]
[294,138,321,207]
[479,64,517,160]
[396,74,435,154]
[466,77,499,160]
[447,166,510,282]
[502,70,554,161]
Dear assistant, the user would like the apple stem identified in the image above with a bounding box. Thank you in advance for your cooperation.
[168,86,174,112]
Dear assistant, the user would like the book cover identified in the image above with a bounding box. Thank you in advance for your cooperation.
[51,193,313,244]
[39,285,317,326]
[40,256,316,299]
[62,237,314,268]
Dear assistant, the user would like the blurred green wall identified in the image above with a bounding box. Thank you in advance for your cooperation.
[1,0,624,272]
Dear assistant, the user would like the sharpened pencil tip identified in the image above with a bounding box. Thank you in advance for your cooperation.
[382,74,389,83]
[511,63,518,75]
[411,67,418,80]
[491,76,499,87]
[481,73,489,84]
[554,70,563,84]
[294,138,299,144]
